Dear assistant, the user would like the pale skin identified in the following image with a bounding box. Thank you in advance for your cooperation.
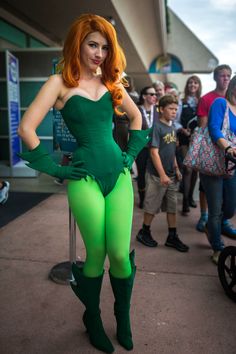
[153,83,165,100]
[199,69,231,128]
[142,88,157,111]
[18,31,142,148]
[143,102,181,228]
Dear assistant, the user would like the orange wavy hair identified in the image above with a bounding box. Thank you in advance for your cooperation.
[60,14,127,114]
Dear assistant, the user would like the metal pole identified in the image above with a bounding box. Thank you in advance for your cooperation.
[69,208,77,264]
[49,206,84,285]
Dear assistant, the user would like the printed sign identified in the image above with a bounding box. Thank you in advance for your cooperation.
[53,108,77,152]
[6,50,21,166]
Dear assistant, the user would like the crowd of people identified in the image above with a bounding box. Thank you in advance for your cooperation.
[125,64,236,267]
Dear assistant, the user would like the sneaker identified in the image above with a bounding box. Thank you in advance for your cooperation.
[0,181,10,204]
[165,234,189,252]
[189,198,197,208]
[196,216,208,232]
[136,228,158,247]
[182,208,190,216]
[221,220,236,239]
[54,179,64,186]
[211,251,221,265]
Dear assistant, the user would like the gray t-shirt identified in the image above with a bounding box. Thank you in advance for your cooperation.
[147,119,177,177]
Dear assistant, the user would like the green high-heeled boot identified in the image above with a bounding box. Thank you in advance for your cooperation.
[71,265,114,353]
[109,250,136,350]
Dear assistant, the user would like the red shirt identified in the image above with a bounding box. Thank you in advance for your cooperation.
[197,91,224,117]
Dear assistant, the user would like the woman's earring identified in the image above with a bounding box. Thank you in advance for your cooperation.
[96,67,102,76]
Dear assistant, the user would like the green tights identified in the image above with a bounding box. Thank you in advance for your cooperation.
[67,170,133,279]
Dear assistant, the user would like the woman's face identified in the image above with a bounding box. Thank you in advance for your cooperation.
[154,85,165,99]
[143,88,157,105]
[187,79,200,95]
[80,31,109,73]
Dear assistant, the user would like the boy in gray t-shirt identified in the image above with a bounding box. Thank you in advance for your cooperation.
[147,119,177,178]
[136,95,189,252]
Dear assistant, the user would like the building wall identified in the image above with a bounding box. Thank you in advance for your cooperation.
[167,9,218,74]
[0,18,48,49]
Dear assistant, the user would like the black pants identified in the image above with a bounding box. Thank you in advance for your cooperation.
[136,148,149,191]
[179,145,198,203]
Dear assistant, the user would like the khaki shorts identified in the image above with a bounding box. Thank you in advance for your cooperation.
[144,172,178,215]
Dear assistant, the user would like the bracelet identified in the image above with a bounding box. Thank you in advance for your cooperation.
[225,145,232,154]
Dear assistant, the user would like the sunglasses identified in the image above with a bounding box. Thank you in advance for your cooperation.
[146,93,157,96]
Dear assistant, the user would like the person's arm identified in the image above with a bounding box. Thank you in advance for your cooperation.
[18,75,91,180]
[179,127,191,136]
[209,98,236,157]
[150,147,171,186]
[220,142,236,158]
[198,115,208,128]
[18,75,62,149]
[208,98,227,144]
[173,157,182,181]
[197,96,208,128]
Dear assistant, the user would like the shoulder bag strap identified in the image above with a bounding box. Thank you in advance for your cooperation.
[222,103,229,134]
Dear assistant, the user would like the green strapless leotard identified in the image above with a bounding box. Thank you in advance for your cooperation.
[60,91,125,196]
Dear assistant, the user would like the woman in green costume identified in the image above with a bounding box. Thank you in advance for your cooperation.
[18,14,150,353]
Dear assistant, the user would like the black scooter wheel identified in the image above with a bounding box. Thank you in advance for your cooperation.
[218,246,236,303]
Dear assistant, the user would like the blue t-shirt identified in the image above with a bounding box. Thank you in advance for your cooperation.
[208,97,236,142]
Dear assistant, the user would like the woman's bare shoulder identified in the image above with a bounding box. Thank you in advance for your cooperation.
[47,74,64,86]
[46,74,69,99]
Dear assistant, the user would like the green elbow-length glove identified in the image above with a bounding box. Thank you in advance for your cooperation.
[122,128,152,170]
[19,142,92,180]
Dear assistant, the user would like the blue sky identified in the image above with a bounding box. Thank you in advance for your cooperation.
[168,0,236,93]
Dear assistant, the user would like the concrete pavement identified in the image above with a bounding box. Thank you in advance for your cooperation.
[0,189,236,354]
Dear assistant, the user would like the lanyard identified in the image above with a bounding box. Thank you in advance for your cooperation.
[141,106,154,128]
